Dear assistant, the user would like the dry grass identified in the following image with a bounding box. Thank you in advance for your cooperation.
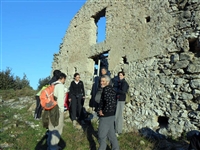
[0,88,36,100]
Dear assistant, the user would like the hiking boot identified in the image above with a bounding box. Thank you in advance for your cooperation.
[72,120,77,127]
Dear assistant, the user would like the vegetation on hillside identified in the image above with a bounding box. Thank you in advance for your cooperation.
[37,76,51,90]
[0,68,32,90]
[0,68,52,100]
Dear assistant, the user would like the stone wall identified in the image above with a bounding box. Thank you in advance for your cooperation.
[52,0,200,138]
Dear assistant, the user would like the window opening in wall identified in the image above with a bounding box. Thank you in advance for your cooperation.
[91,51,109,76]
[92,8,106,43]
[189,38,200,57]
[158,116,169,128]
[145,16,151,23]
[97,17,106,43]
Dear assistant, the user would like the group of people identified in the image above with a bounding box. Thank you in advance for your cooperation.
[34,67,129,150]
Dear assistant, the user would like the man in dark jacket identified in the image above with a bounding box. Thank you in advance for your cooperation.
[98,75,119,150]
[91,67,112,111]
[115,71,129,137]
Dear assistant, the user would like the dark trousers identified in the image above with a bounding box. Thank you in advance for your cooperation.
[34,96,43,119]
[70,95,83,121]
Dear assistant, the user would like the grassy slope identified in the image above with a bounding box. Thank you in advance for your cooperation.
[0,103,155,150]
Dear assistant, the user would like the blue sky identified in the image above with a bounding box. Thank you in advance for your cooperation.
[0,0,90,90]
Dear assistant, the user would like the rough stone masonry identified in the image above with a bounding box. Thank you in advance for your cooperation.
[52,0,200,138]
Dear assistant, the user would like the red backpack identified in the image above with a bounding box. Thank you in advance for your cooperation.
[40,84,58,110]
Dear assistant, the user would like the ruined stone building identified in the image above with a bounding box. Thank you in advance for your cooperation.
[52,0,200,138]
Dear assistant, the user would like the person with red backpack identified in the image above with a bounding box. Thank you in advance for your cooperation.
[34,70,61,120]
[44,72,66,150]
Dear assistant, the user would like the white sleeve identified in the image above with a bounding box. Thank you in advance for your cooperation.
[54,84,65,112]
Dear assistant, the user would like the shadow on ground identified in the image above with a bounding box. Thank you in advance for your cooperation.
[34,134,66,150]
[81,112,112,150]
[139,127,190,150]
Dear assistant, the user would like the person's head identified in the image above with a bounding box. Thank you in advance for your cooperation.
[74,73,80,82]
[100,75,111,88]
[53,70,61,77]
[101,67,107,76]
[58,72,66,84]
[53,70,61,76]
[49,70,62,85]
[118,71,125,80]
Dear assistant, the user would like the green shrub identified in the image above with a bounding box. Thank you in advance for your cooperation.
[0,68,32,90]
[0,88,36,100]
[37,76,51,90]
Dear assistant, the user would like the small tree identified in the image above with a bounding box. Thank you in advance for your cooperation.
[20,74,31,89]
[37,76,51,90]
[0,68,32,90]
[14,76,22,89]
[0,68,15,90]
